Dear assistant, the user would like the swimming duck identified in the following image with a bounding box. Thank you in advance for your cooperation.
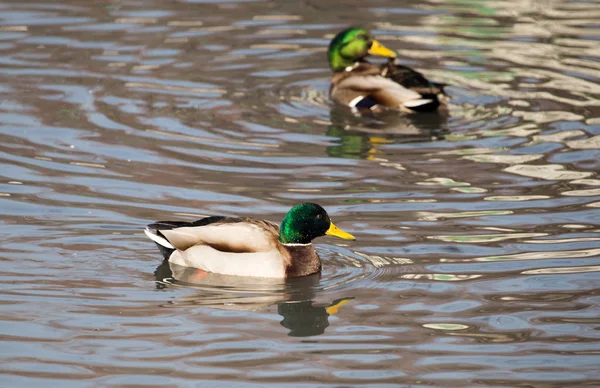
[144,203,355,278]
[328,27,446,112]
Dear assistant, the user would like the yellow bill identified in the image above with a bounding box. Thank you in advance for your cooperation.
[325,298,354,316]
[369,136,394,145]
[326,222,356,240]
[368,39,397,58]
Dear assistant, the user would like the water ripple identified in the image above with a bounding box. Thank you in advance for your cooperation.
[1,0,600,386]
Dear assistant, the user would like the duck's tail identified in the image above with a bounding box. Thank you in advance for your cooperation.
[402,99,434,108]
[144,227,175,259]
[403,97,440,112]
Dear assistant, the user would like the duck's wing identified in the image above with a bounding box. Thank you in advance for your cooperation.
[331,63,433,110]
[148,216,229,231]
[145,217,281,254]
[384,62,446,96]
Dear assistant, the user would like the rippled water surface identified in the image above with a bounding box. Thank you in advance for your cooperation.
[2,0,600,386]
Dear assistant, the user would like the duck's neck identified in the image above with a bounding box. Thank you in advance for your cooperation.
[331,57,359,73]
[284,244,321,278]
[330,55,358,73]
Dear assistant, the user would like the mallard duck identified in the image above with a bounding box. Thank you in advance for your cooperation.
[328,27,447,112]
[144,203,355,278]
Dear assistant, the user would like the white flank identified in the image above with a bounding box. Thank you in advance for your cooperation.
[169,245,286,278]
[403,99,433,108]
[144,228,175,249]
[338,76,424,105]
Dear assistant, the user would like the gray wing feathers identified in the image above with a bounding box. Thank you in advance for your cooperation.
[160,222,279,252]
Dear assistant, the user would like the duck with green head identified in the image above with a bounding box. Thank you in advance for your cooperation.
[328,27,447,112]
[144,203,355,278]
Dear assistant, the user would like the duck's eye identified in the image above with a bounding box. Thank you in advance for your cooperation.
[315,214,323,220]
[357,34,369,41]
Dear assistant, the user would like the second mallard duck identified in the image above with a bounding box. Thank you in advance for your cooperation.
[328,27,447,112]
[144,203,355,278]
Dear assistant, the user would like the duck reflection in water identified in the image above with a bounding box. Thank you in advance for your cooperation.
[154,260,354,337]
[277,297,353,337]
[327,105,450,160]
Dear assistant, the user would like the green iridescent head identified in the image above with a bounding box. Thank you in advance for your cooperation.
[279,203,355,244]
[327,27,397,72]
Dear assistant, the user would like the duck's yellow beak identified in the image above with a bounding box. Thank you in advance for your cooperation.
[326,222,356,240]
[325,298,354,316]
[368,40,397,58]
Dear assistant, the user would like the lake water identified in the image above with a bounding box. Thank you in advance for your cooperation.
[1,0,600,387]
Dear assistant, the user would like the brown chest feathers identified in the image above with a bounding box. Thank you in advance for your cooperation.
[283,244,322,278]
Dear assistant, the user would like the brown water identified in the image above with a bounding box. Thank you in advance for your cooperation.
[1,0,600,386]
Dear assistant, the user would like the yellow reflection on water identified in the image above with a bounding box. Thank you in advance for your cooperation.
[473,248,600,262]
[512,110,584,123]
[570,179,600,186]
[418,210,512,221]
[115,18,157,24]
[435,147,505,156]
[481,124,540,138]
[0,26,28,31]
[423,323,469,331]
[528,129,586,145]
[69,162,105,169]
[256,30,306,36]
[354,252,413,268]
[429,233,546,243]
[253,15,302,21]
[567,135,600,150]
[250,44,301,49]
[451,187,488,193]
[484,195,550,201]
[401,274,482,281]
[464,154,543,164]
[447,332,521,343]
[145,129,279,148]
[125,82,226,94]
[417,177,470,186]
[522,265,600,275]
[167,21,204,26]
[504,164,594,180]
[523,237,600,244]
[562,188,600,196]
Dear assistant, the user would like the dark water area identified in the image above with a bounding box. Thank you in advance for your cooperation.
[1,0,600,386]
